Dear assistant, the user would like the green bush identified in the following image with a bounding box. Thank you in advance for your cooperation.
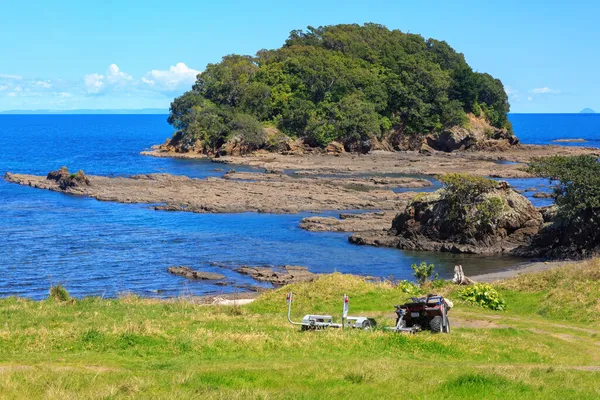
[396,280,421,295]
[475,197,505,226]
[49,285,71,302]
[438,173,498,228]
[411,262,438,285]
[458,283,506,311]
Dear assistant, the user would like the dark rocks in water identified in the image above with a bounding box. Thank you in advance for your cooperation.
[236,265,316,286]
[264,168,284,175]
[300,212,393,233]
[46,166,70,181]
[168,266,225,280]
[532,192,554,199]
[47,166,90,190]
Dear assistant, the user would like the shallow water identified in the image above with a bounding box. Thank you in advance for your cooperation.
[0,114,592,299]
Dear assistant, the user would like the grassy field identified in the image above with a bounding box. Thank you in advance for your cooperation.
[1,261,599,399]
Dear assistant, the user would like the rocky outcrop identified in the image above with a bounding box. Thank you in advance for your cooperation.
[168,266,225,280]
[235,265,317,286]
[351,182,543,255]
[325,141,345,155]
[148,114,519,157]
[375,114,518,154]
[46,167,90,190]
[426,114,519,153]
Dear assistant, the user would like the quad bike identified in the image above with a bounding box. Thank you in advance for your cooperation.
[390,294,452,334]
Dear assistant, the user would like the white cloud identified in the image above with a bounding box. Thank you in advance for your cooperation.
[106,64,132,84]
[0,73,22,80]
[528,96,533,101]
[142,62,199,92]
[531,87,560,94]
[84,64,132,94]
[84,73,105,93]
[2,61,199,110]
[34,80,52,89]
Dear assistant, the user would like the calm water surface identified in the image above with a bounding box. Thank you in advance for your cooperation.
[1,114,596,299]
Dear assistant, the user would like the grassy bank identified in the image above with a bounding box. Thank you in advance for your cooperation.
[1,262,599,399]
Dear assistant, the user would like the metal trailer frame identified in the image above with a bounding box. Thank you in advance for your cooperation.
[286,291,376,331]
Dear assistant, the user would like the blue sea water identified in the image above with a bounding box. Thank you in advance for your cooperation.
[510,113,600,146]
[0,114,597,299]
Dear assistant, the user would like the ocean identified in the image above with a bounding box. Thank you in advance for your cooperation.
[1,113,597,299]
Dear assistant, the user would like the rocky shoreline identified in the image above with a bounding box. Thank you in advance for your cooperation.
[142,144,598,179]
[4,169,417,214]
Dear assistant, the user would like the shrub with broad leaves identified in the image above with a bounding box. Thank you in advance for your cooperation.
[458,283,506,311]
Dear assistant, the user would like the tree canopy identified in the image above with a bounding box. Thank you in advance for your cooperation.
[169,23,512,152]
[527,155,600,257]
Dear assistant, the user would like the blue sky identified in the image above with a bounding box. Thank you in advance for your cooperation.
[1,0,598,112]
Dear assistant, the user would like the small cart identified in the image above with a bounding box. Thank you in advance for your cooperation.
[286,292,376,331]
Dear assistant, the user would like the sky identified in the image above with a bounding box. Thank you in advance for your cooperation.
[1,0,598,113]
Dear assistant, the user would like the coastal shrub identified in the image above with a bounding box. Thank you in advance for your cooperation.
[458,283,506,311]
[411,262,438,285]
[49,285,71,302]
[168,23,511,153]
[396,280,421,294]
[438,173,498,228]
[229,113,267,150]
[527,155,600,257]
[475,197,505,227]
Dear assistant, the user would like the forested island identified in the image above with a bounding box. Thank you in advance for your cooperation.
[160,23,517,155]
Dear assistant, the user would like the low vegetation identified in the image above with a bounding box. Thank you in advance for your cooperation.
[458,283,507,311]
[1,262,599,399]
[168,23,512,153]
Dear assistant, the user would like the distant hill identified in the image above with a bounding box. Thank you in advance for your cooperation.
[580,108,596,114]
[0,109,168,115]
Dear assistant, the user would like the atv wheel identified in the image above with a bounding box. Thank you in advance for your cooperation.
[429,316,443,333]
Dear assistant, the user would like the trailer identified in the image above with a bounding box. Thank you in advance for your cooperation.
[286,292,376,331]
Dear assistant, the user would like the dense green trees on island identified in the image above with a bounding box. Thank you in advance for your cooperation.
[168,23,512,153]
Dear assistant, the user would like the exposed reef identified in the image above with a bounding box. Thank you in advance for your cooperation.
[4,170,417,214]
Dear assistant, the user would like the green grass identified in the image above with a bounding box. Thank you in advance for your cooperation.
[0,268,599,399]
